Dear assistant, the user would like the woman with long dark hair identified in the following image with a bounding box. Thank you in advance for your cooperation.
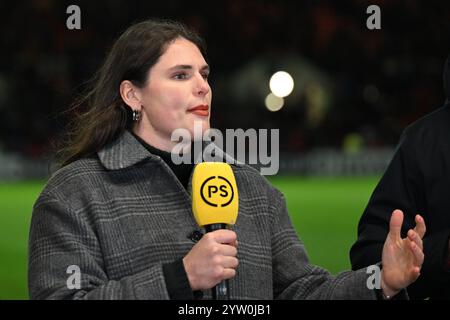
[29,19,425,300]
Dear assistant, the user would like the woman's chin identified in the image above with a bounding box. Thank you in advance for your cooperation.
[185,119,210,136]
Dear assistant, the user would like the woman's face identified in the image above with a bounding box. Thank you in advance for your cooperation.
[135,37,212,151]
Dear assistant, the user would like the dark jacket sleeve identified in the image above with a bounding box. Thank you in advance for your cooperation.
[350,127,450,299]
[162,259,200,299]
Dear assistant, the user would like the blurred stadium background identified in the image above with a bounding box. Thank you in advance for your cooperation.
[1,0,449,299]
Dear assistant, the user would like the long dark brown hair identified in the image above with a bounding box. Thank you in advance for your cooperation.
[56,19,207,167]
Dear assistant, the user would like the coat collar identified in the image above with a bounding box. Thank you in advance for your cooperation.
[97,130,242,170]
[97,130,154,170]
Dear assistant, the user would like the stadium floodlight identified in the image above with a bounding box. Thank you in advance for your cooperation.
[265,93,284,112]
[269,71,294,98]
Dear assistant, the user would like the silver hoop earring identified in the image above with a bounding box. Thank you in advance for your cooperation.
[132,109,141,122]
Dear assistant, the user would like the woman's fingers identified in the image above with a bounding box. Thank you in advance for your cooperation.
[407,229,423,250]
[388,209,404,240]
[221,268,237,280]
[221,256,239,269]
[216,243,237,257]
[414,214,426,239]
[409,240,424,267]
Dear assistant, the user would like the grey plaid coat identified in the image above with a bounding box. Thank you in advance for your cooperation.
[28,130,378,299]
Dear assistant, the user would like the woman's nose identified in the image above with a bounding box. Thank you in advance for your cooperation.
[195,75,210,96]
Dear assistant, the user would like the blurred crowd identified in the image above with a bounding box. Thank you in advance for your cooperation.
[0,0,449,158]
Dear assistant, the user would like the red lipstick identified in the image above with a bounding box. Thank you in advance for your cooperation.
[188,104,209,117]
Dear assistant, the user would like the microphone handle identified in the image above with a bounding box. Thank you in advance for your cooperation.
[205,223,230,300]
[205,223,228,232]
[213,280,230,300]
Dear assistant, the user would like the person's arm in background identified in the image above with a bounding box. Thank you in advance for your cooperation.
[446,240,450,271]
[350,127,450,299]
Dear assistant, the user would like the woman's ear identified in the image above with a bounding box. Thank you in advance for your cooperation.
[120,80,142,109]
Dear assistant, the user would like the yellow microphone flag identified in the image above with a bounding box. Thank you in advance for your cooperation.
[192,162,239,227]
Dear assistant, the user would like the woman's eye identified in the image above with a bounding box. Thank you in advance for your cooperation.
[201,73,209,80]
[173,73,188,80]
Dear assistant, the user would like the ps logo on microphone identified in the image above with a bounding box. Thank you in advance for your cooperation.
[192,162,238,226]
[200,176,234,207]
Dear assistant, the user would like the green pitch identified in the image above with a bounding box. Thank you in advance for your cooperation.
[0,176,379,299]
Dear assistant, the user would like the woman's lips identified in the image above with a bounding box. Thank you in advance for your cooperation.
[188,105,209,117]
[190,109,209,116]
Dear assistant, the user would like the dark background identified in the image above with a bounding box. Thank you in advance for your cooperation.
[0,0,449,158]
